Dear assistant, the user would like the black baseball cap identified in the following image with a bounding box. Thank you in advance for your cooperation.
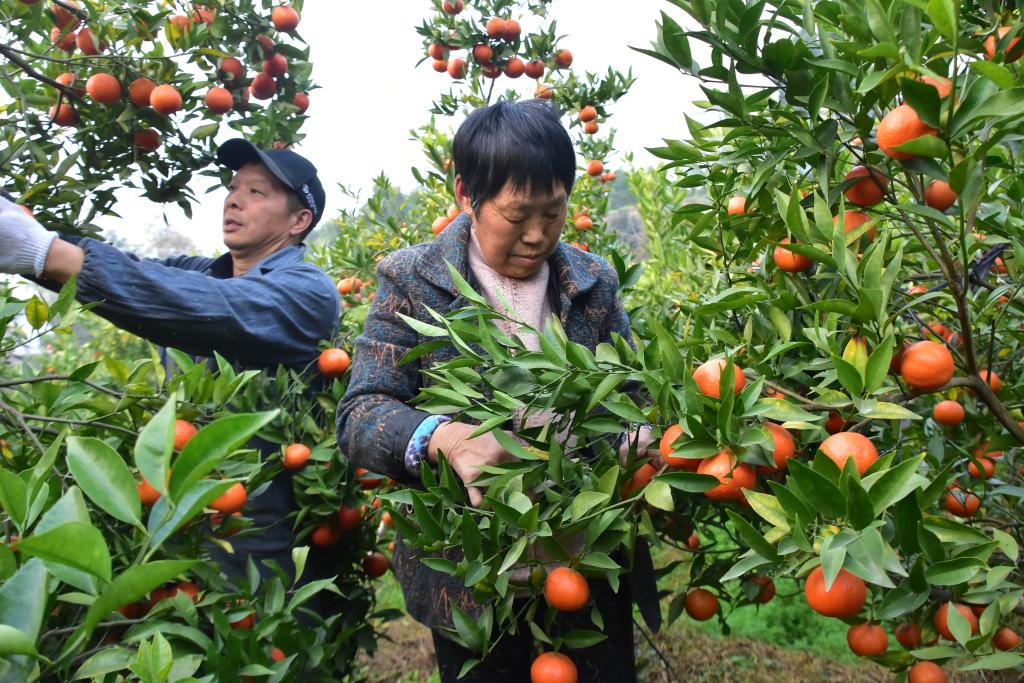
[217,139,326,227]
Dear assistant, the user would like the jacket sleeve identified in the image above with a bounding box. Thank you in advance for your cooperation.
[335,254,436,484]
[67,238,338,368]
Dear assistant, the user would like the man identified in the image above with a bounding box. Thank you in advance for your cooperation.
[0,139,340,599]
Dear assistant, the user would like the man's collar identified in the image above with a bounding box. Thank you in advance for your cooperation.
[208,243,306,279]
[415,215,598,299]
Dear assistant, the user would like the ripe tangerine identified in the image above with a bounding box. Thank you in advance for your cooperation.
[932,400,964,425]
[544,567,590,611]
[693,358,746,398]
[804,566,867,618]
[684,588,719,620]
[819,431,878,476]
[318,348,351,377]
[697,450,755,502]
[900,341,955,391]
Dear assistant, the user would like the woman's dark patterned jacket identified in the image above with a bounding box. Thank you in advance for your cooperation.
[335,214,660,633]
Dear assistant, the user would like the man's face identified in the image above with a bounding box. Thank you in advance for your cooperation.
[464,180,568,279]
[222,163,305,253]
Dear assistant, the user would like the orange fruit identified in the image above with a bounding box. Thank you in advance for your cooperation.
[486,17,507,38]
[76,27,106,55]
[250,72,276,99]
[544,567,590,611]
[168,14,191,33]
[978,369,1001,392]
[210,483,247,514]
[133,129,161,151]
[773,238,813,272]
[503,19,521,41]
[993,627,1021,650]
[525,59,545,78]
[363,551,389,578]
[583,120,598,135]
[843,166,888,206]
[752,575,775,603]
[51,27,76,52]
[944,487,980,517]
[504,57,526,78]
[137,476,161,505]
[191,6,215,24]
[684,588,719,620]
[621,463,656,497]
[230,611,255,630]
[579,105,597,122]
[554,49,573,67]
[535,83,553,99]
[727,196,746,215]
[660,424,699,471]
[761,422,795,472]
[355,467,384,489]
[337,277,361,295]
[921,75,953,99]
[934,602,978,641]
[128,78,155,107]
[447,58,467,79]
[530,652,577,683]
[967,457,994,480]
[49,103,77,126]
[271,5,300,31]
[925,180,957,211]
[895,622,922,649]
[337,506,361,532]
[382,510,393,527]
[847,622,888,657]
[693,358,746,398]
[174,419,197,450]
[318,348,350,377]
[974,441,1003,460]
[574,215,593,230]
[263,54,288,77]
[291,92,309,114]
[220,57,245,82]
[50,1,81,30]
[150,84,183,115]
[825,411,846,434]
[984,27,1023,63]
[686,533,700,550]
[311,522,340,547]
[205,86,232,114]
[900,341,955,391]
[834,211,875,240]
[586,160,604,177]
[908,661,947,683]
[804,566,867,618]
[878,103,937,160]
[820,432,878,476]
[271,647,286,662]
[282,443,310,470]
[932,400,964,425]
[442,0,464,14]
[697,450,755,502]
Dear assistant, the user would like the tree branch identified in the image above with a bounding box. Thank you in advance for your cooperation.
[0,44,80,98]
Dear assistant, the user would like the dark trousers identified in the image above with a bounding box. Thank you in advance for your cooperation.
[431,578,637,683]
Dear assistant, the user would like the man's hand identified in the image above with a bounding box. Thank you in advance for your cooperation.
[0,195,57,276]
[427,421,517,507]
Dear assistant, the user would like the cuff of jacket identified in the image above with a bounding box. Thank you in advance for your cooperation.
[404,414,451,476]
[381,408,439,483]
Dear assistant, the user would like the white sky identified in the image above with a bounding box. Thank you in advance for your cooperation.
[94,0,706,253]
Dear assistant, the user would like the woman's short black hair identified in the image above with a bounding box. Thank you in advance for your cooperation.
[452,99,576,210]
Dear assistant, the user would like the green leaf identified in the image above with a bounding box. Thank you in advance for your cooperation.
[959,653,1024,670]
[130,632,173,683]
[66,437,142,527]
[846,478,875,530]
[656,471,718,493]
[890,135,948,158]
[0,469,28,532]
[73,647,134,679]
[146,480,235,553]
[567,491,610,521]
[0,625,38,657]
[925,0,956,39]
[787,460,846,517]
[876,578,931,620]
[168,411,277,501]
[18,522,111,581]
[968,61,1016,90]
[644,480,674,511]
[445,262,488,307]
[562,628,607,649]
[652,321,684,382]
[867,456,927,514]
[24,296,48,329]
[497,536,528,575]
[748,398,822,423]
[744,490,789,529]
[855,400,921,420]
[0,558,48,683]
[134,398,177,496]
[726,510,779,561]
[925,558,986,586]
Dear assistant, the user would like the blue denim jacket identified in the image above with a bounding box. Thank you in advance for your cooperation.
[49,237,340,370]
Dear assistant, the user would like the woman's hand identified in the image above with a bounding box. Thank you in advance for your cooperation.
[427,421,517,506]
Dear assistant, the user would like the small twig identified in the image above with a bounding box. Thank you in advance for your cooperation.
[635,617,681,682]
[0,399,47,454]
[18,412,137,436]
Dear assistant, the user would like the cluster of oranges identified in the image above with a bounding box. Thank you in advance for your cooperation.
[431,204,462,235]
[425,5,572,86]
[39,1,309,150]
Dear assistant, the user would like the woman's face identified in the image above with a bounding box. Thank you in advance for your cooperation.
[456,176,569,279]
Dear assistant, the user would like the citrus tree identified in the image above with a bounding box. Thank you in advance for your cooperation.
[351,1,1024,683]
[0,2,397,680]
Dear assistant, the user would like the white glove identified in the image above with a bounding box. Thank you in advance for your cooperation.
[0,195,56,276]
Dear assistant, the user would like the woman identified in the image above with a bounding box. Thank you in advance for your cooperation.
[336,100,659,682]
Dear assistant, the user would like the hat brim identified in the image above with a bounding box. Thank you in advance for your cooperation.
[217,139,295,194]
